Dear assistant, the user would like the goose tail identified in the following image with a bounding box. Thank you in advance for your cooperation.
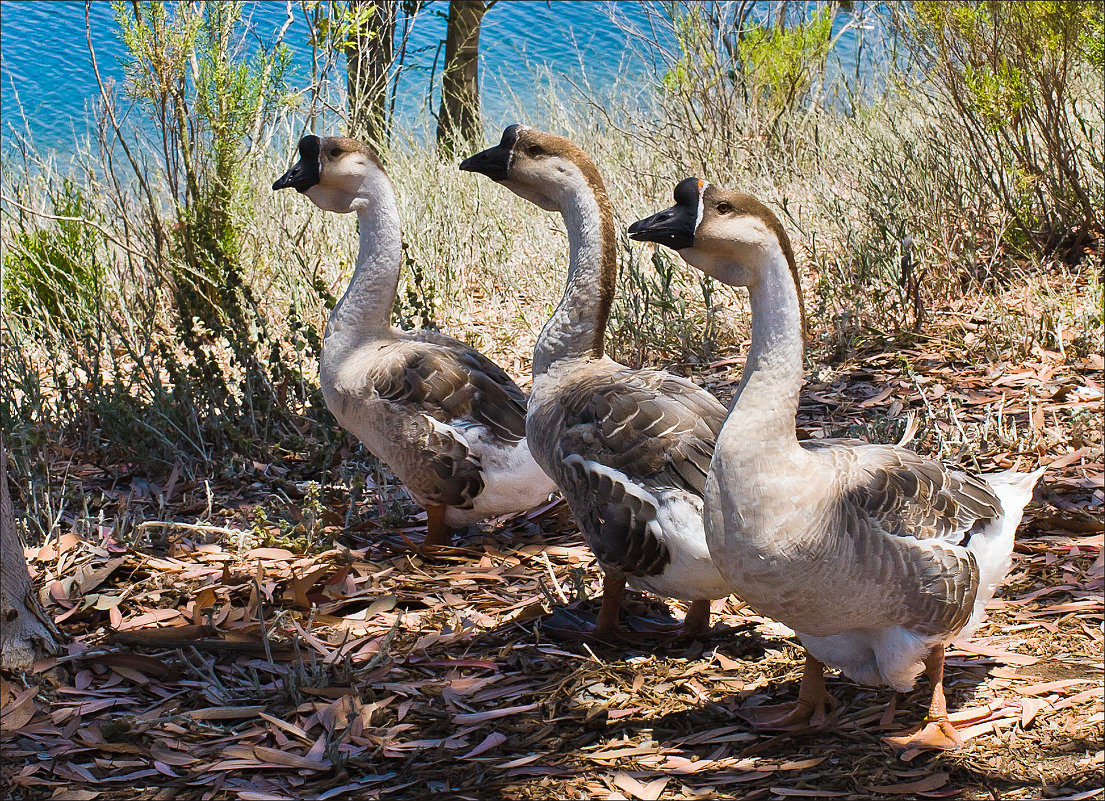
[958,466,1045,641]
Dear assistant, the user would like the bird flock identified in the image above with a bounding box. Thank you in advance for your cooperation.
[272,125,1043,756]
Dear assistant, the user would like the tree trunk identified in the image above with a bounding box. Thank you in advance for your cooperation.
[0,437,61,670]
[345,0,396,146]
[436,0,487,156]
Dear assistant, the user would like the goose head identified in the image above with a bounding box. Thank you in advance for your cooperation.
[459,124,605,212]
[273,135,387,213]
[628,178,794,289]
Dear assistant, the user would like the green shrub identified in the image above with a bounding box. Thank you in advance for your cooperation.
[2,181,104,329]
[901,0,1104,254]
[112,1,322,458]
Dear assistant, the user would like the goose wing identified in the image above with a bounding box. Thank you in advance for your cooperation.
[374,332,528,442]
[355,334,528,508]
[551,368,725,576]
[816,442,1003,636]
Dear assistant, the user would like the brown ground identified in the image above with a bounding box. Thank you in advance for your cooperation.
[1,327,1102,801]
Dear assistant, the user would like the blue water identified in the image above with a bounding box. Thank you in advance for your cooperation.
[0,1,879,154]
[0,0,663,152]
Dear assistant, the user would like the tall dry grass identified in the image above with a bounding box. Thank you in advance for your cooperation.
[1,2,1102,542]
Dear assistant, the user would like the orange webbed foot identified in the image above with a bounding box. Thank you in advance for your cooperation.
[884,716,965,753]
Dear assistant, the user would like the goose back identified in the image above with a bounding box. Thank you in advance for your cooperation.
[529,359,726,580]
[323,329,532,513]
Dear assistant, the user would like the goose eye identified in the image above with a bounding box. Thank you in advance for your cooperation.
[527,144,543,157]
[716,202,732,214]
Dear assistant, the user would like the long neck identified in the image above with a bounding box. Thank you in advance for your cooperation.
[325,173,401,338]
[724,245,805,452]
[532,177,616,376]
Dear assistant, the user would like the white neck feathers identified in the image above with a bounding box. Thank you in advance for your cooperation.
[723,240,805,452]
[325,169,402,338]
[532,166,614,376]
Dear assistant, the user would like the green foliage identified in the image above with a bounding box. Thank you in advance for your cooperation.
[961,58,1030,129]
[903,0,1104,252]
[662,8,718,96]
[2,181,104,327]
[734,6,836,120]
[110,1,317,460]
[651,2,850,178]
[305,1,414,50]
[392,246,440,332]
[915,0,1096,127]
[661,2,838,98]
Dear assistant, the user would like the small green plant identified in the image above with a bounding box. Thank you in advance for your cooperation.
[392,245,439,331]
[657,2,848,169]
[609,237,727,367]
[2,180,104,329]
[112,1,324,460]
[733,6,837,133]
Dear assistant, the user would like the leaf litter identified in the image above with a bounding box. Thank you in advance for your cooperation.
[2,332,1102,800]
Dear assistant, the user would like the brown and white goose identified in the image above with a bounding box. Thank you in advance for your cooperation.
[629,178,1043,751]
[460,126,733,640]
[273,135,555,547]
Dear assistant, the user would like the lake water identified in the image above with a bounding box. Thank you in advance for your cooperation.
[0,1,874,154]
[1,0,661,152]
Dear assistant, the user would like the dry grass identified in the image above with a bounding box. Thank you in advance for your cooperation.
[1,335,1101,800]
[2,12,1103,799]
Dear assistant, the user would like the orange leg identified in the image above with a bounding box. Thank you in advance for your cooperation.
[741,653,835,730]
[542,570,626,644]
[678,599,712,639]
[591,570,626,640]
[543,574,711,645]
[884,645,965,752]
[424,504,453,548]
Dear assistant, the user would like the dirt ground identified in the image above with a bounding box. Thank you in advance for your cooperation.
[1,335,1102,801]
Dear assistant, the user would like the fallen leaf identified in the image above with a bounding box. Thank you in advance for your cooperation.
[251,745,330,771]
[115,609,183,630]
[0,686,38,731]
[1020,698,1051,727]
[453,703,541,723]
[612,773,669,801]
[245,547,295,561]
[1018,679,1094,696]
[95,652,174,679]
[187,705,268,720]
[75,558,126,594]
[863,772,948,795]
[954,640,1039,665]
[768,789,851,798]
[459,732,507,759]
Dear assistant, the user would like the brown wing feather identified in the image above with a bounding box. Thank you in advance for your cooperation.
[395,412,484,508]
[823,444,1002,635]
[371,331,528,443]
[557,369,724,495]
[562,455,670,576]
[537,366,725,577]
[348,333,529,509]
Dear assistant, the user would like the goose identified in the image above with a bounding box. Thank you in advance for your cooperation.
[459,126,733,641]
[272,135,556,547]
[629,178,1043,751]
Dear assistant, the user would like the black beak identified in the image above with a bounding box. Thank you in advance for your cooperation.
[628,203,698,250]
[459,144,510,181]
[273,134,322,192]
[628,177,701,250]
